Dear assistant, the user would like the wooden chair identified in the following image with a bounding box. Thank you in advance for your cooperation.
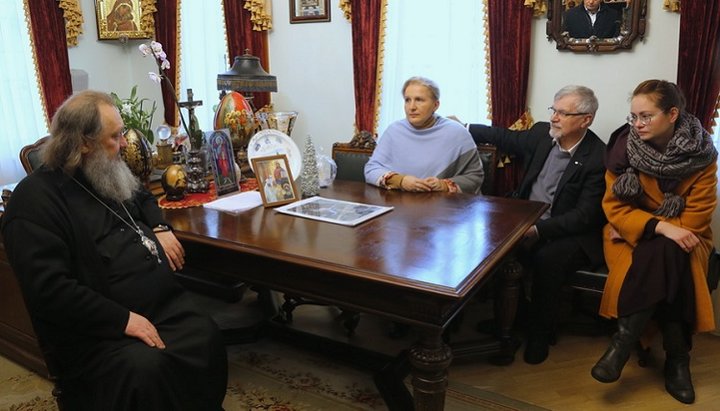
[331,130,377,181]
[19,135,49,174]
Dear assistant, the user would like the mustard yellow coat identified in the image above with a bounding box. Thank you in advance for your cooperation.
[599,162,718,332]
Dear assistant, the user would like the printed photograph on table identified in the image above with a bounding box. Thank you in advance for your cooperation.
[252,154,300,207]
[206,130,239,197]
[289,0,331,23]
[96,0,154,40]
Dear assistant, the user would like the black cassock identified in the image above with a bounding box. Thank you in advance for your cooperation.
[2,169,227,410]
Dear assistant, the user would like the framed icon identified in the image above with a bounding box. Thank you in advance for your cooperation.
[252,154,300,207]
[96,0,154,41]
[206,130,239,197]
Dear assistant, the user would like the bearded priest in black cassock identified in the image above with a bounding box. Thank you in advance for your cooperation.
[1,90,227,410]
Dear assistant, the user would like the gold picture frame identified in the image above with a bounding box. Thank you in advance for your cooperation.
[289,0,331,24]
[96,0,154,41]
[252,155,300,207]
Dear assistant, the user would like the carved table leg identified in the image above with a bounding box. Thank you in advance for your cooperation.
[492,256,523,365]
[409,329,453,411]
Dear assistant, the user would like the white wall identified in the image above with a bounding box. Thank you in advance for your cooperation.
[66,2,681,154]
[527,5,680,142]
[67,0,166,137]
[267,0,356,156]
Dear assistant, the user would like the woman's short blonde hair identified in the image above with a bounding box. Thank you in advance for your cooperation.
[402,76,440,101]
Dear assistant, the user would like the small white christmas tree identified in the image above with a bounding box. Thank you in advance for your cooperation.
[300,134,320,197]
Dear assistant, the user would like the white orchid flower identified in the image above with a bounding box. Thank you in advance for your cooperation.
[138,43,151,57]
[160,59,171,70]
[148,72,162,84]
[121,103,132,115]
[150,41,164,54]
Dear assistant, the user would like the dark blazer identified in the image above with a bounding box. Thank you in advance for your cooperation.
[469,122,607,266]
[563,4,621,38]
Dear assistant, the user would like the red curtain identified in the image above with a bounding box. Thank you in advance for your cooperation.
[350,0,382,135]
[676,1,720,131]
[154,0,180,129]
[487,2,533,195]
[223,1,271,109]
[27,0,73,122]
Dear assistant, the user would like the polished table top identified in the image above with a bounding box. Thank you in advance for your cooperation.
[163,180,547,315]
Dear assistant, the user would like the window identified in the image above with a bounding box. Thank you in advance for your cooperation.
[713,107,719,148]
[178,0,227,132]
[0,0,48,185]
[377,1,489,136]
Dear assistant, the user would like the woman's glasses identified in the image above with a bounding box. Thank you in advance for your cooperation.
[626,113,660,126]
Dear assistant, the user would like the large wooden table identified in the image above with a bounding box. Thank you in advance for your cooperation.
[163,180,547,411]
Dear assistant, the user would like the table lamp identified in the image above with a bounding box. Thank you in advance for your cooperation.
[217,50,277,112]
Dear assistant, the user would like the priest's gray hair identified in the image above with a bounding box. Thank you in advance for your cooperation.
[402,76,440,101]
[43,90,116,173]
[554,85,599,116]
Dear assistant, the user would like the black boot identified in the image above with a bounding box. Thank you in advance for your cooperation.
[663,322,695,404]
[591,307,654,383]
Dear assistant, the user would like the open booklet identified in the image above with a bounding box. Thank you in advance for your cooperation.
[274,196,393,226]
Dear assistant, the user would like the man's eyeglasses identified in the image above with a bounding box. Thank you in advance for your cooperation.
[113,127,128,139]
[547,106,589,119]
[626,113,660,127]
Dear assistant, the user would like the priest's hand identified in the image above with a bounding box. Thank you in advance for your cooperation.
[155,231,185,271]
[126,311,166,349]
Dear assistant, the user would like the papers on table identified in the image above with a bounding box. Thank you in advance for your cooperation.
[203,191,263,214]
[275,196,393,226]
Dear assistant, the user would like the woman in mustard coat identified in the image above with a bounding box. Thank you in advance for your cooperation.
[591,80,717,405]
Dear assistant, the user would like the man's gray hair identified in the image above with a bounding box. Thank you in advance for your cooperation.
[402,76,441,100]
[42,90,116,173]
[554,85,599,115]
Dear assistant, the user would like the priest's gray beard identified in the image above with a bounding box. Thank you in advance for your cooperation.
[82,148,141,203]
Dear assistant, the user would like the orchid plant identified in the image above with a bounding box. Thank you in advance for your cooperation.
[139,41,202,149]
[110,85,156,144]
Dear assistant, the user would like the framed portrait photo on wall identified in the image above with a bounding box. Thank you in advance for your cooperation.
[252,154,300,207]
[289,0,331,24]
[95,0,154,41]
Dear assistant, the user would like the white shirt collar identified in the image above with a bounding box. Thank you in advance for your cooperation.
[553,130,587,155]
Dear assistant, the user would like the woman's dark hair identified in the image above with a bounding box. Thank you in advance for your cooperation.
[632,79,686,113]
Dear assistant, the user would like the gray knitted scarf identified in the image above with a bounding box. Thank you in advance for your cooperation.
[612,112,717,218]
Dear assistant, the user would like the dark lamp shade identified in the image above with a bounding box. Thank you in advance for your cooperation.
[217,52,277,93]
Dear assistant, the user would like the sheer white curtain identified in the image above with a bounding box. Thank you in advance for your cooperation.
[0,0,49,185]
[710,109,720,335]
[179,0,228,132]
[377,0,489,137]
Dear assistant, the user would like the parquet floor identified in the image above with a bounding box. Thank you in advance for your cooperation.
[451,327,720,411]
[199,290,720,411]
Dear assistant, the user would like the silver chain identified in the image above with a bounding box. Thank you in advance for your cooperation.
[71,176,162,264]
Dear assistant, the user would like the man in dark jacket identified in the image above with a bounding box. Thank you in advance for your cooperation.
[563,0,621,38]
[1,90,227,409]
[467,85,606,364]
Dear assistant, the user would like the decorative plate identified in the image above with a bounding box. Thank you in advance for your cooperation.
[247,130,302,179]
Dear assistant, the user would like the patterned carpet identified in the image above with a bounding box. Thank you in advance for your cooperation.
[0,339,547,410]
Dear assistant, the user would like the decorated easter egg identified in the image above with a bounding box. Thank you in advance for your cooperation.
[214,92,256,150]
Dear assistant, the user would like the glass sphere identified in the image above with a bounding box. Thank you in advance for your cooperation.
[156,124,172,142]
